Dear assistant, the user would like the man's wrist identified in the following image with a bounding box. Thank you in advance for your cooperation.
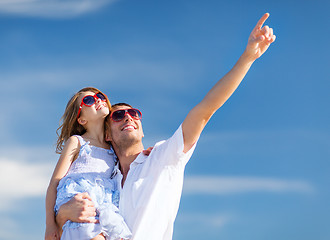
[234,51,255,72]
[55,207,68,228]
[240,50,256,65]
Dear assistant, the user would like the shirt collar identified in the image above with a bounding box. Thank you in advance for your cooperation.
[111,152,147,178]
[132,152,147,164]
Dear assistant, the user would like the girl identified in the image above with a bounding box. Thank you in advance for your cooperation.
[45,87,132,240]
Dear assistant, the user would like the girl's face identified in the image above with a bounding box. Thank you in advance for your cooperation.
[77,91,110,121]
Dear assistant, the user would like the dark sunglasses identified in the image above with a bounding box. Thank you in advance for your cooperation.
[110,108,142,122]
[77,92,107,118]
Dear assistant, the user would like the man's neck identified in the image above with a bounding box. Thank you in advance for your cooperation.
[113,142,144,181]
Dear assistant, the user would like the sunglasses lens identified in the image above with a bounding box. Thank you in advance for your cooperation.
[128,109,141,119]
[96,93,106,101]
[82,96,95,106]
[111,108,142,122]
[112,110,126,121]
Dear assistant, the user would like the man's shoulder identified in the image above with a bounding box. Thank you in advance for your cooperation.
[153,140,166,148]
[152,125,183,149]
[144,125,184,161]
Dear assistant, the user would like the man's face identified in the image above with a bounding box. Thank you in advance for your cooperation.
[107,105,144,147]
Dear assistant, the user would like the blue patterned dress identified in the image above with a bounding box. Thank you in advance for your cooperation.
[54,135,131,240]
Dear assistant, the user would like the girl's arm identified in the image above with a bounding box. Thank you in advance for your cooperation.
[45,136,80,240]
[182,13,276,153]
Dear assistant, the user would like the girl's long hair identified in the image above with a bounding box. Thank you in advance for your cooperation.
[56,87,111,154]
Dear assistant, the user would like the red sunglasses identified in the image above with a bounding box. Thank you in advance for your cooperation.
[110,108,142,122]
[77,92,107,118]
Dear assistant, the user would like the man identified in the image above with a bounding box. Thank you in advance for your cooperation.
[56,13,275,239]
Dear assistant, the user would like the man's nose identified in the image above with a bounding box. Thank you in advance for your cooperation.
[124,112,133,122]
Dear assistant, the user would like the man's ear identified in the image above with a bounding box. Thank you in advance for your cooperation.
[105,132,112,141]
[105,116,112,141]
[77,117,87,126]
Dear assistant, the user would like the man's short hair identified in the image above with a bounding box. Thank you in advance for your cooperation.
[111,103,133,112]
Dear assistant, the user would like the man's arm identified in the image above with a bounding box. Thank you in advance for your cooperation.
[182,13,276,152]
[56,192,98,230]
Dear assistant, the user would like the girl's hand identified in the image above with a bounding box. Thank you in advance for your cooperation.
[143,147,153,156]
[45,224,60,240]
[244,13,276,61]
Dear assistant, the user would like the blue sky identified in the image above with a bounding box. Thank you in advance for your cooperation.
[0,0,329,239]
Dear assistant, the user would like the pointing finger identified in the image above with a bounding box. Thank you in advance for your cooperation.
[254,13,270,31]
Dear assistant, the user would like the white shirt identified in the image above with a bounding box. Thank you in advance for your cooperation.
[113,125,197,240]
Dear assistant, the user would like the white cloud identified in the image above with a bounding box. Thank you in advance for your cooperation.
[183,176,314,195]
[0,145,315,213]
[0,0,117,18]
[0,158,53,210]
[0,158,51,197]
[0,56,192,90]
[0,146,56,210]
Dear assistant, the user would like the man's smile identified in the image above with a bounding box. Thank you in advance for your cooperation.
[122,125,137,131]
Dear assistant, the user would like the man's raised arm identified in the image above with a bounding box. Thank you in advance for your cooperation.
[182,13,276,153]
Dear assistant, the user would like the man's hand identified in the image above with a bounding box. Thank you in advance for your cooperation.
[244,13,276,61]
[56,192,97,229]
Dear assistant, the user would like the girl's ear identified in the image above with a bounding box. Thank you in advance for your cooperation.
[77,117,87,126]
